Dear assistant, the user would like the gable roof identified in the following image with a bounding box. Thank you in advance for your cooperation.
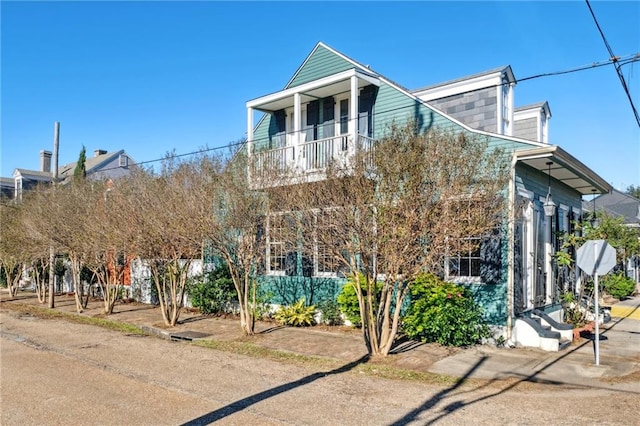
[58,150,125,180]
[248,42,610,195]
[584,189,640,225]
[13,168,52,180]
[12,149,132,184]
[411,65,516,95]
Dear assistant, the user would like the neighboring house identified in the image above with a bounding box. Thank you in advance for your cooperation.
[8,148,136,292]
[11,148,135,200]
[0,177,15,200]
[245,42,611,350]
[583,189,640,284]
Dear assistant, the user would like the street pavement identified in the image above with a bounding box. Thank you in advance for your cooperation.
[2,290,639,389]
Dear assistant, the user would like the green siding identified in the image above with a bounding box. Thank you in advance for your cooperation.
[259,275,346,306]
[516,163,582,210]
[462,282,508,326]
[372,83,542,155]
[252,114,275,151]
[288,45,354,88]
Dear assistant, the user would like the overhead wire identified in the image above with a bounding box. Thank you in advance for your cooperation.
[585,0,640,127]
[9,52,640,183]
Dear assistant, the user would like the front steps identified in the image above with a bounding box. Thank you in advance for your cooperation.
[513,310,573,352]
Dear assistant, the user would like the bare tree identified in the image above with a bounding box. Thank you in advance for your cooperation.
[206,152,271,336]
[45,180,93,312]
[0,203,28,297]
[282,124,510,356]
[125,155,219,326]
[80,179,131,314]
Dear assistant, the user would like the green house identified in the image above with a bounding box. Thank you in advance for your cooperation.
[245,42,611,350]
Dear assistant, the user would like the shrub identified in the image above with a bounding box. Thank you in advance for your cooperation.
[188,265,236,315]
[274,299,316,326]
[402,274,490,347]
[317,299,343,326]
[602,273,635,300]
[336,274,383,327]
[337,278,362,327]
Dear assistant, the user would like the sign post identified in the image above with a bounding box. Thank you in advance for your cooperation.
[576,239,616,366]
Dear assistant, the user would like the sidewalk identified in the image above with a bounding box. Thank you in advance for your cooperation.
[2,291,639,387]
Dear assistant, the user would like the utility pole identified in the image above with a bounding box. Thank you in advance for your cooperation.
[48,122,60,309]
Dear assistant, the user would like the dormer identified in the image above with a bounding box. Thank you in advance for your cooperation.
[412,66,516,136]
[513,102,551,144]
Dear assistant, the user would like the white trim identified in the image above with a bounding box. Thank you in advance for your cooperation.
[247,69,380,109]
[413,71,504,101]
[496,84,503,135]
[517,187,534,199]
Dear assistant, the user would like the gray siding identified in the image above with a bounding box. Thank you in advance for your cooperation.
[514,117,538,142]
[426,87,497,133]
[374,83,536,154]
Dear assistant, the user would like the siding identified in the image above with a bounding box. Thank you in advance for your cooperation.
[513,117,538,142]
[463,282,508,326]
[516,163,582,210]
[373,83,538,154]
[252,114,276,151]
[427,87,498,133]
[259,275,346,306]
[288,45,354,88]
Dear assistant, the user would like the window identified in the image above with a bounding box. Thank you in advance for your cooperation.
[448,236,482,279]
[339,99,349,135]
[358,85,377,137]
[119,154,129,167]
[446,197,502,283]
[267,213,288,275]
[315,209,340,275]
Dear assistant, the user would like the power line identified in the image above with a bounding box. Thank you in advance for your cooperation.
[12,52,640,180]
[585,0,640,128]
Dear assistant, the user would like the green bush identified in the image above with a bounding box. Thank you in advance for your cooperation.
[317,299,343,326]
[602,273,636,300]
[336,274,382,327]
[337,279,362,327]
[402,274,490,347]
[188,266,236,315]
[274,299,316,326]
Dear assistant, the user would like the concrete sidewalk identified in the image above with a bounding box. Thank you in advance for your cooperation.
[2,291,639,387]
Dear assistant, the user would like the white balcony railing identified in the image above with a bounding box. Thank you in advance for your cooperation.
[252,133,376,180]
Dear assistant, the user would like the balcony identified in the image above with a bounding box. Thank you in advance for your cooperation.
[250,133,375,186]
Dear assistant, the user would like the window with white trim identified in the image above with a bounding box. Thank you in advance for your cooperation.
[266,213,289,275]
[445,197,502,283]
[314,208,341,276]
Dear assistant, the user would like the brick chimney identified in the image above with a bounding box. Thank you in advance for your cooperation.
[40,150,52,173]
[94,149,107,157]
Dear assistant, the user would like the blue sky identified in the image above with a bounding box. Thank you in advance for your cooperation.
[2,1,639,191]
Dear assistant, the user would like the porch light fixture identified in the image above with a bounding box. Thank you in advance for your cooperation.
[543,161,556,217]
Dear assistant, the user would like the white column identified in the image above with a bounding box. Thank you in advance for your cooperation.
[538,112,544,143]
[496,84,503,135]
[247,107,253,156]
[294,93,302,169]
[507,83,515,136]
[294,92,301,144]
[350,75,358,152]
